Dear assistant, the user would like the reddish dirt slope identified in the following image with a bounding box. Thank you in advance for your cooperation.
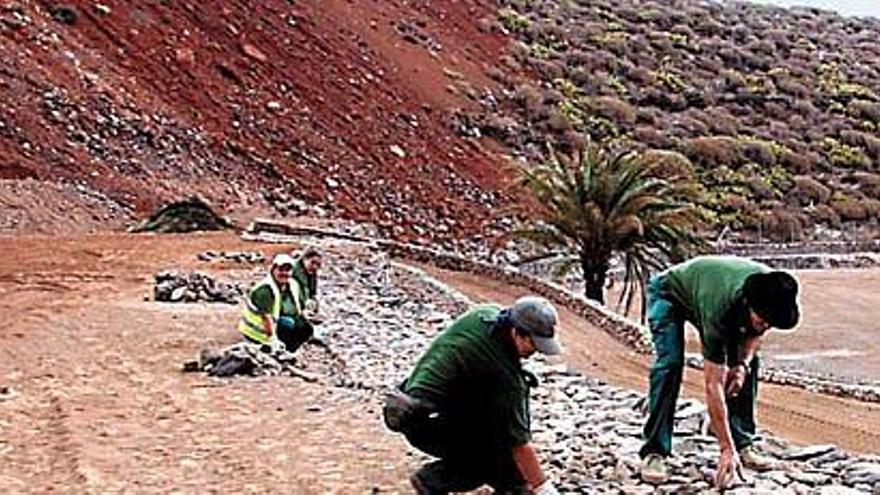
[0,0,514,238]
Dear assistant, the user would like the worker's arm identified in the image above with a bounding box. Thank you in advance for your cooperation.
[704,360,743,489]
[738,335,761,367]
[512,443,559,493]
[261,314,275,338]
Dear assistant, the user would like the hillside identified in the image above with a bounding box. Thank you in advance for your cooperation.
[0,0,514,241]
[468,0,880,242]
[3,1,880,244]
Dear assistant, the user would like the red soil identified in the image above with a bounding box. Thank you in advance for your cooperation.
[0,0,516,239]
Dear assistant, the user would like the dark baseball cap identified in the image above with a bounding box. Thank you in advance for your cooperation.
[509,296,562,355]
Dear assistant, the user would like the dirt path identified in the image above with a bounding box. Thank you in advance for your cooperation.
[0,233,415,493]
[2,232,878,493]
[418,265,880,455]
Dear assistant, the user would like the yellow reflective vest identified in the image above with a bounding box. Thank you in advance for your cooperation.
[238,275,302,344]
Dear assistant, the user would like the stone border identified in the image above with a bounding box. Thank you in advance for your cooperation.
[243,219,880,403]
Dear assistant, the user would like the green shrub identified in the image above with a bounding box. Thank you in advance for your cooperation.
[499,8,531,33]
[822,138,873,170]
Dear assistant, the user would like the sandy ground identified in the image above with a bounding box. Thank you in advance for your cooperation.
[1,232,879,493]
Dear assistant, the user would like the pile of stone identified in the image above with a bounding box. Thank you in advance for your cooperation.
[153,270,242,303]
[130,197,232,233]
[196,250,265,264]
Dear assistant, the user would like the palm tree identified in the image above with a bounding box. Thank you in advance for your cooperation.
[516,142,707,312]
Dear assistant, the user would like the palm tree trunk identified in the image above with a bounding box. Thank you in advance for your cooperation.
[581,257,608,304]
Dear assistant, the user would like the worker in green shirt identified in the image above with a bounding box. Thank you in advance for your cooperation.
[638,256,800,489]
[238,248,323,353]
[383,296,563,494]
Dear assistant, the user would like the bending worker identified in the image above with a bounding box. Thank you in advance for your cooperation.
[639,255,800,489]
[384,296,563,494]
[238,248,323,353]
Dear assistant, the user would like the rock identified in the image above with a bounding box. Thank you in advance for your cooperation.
[785,445,838,461]
[266,101,282,111]
[50,5,78,25]
[175,47,195,65]
[0,386,16,402]
[241,43,268,63]
[816,486,866,494]
[389,144,406,158]
[788,470,831,486]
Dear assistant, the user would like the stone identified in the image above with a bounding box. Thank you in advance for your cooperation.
[785,445,838,461]
[389,144,406,158]
[241,43,268,63]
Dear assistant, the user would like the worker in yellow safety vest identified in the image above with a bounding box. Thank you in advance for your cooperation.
[238,251,320,353]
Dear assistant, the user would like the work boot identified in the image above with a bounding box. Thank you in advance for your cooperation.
[740,445,776,472]
[640,454,669,484]
[410,461,481,494]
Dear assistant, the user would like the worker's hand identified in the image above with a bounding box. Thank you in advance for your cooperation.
[269,337,286,354]
[715,447,744,489]
[533,479,560,495]
[725,365,747,398]
[305,299,319,313]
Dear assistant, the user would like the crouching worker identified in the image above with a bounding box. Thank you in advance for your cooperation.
[238,249,321,354]
[383,296,563,495]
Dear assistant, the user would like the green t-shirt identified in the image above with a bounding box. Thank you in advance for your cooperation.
[664,256,768,364]
[405,305,531,450]
[250,283,298,318]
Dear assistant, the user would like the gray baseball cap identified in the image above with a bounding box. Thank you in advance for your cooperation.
[509,296,562,355]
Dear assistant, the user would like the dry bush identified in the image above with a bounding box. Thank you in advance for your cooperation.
[774,76,810,99]
[865,198,880,218]
[671,111,710,137]
[849,99,880,123]
[840,130,880,160]
[702,106,740,135]
[759,206,805,241]
[529,59,565,80]
[762,101,789,121]
[542,109,573,134]
[513,84,543,110]
[807,204,841,227]
[747,39,776,56]
[684,136,744,168]
[625,66,655,86]
[852,171,880,199]
[634,126,674,149]
[642,149,694,179]
[743,139,777,167]
[791,99,818,118]
[791,175,831,205]
[635,106,662,126]
[831,194,870,221]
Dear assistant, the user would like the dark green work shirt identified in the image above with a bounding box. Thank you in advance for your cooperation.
[250,283,298,318]
[664,256,768,364]
[405,305,531,450]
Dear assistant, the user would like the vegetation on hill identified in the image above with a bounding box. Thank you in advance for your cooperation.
[473,0,880,242]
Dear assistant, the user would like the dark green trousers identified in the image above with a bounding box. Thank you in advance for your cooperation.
[640,274,759,458]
